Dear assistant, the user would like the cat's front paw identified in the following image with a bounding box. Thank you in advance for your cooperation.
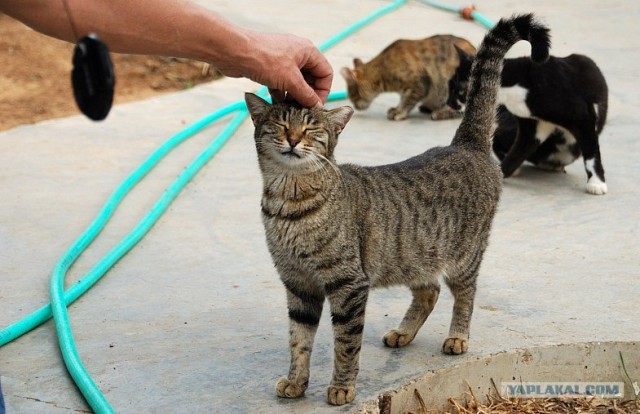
[430,107,462,121]
[382,329,415,348]
[442,337,468,355]
[327,385,356,405]
[387,107,408,121]
[276,377,307,399]
[586,179,607,195]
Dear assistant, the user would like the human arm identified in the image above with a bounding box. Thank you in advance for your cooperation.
[0,0,332,108]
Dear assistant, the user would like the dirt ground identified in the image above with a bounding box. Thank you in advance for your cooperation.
[0,13,221,132]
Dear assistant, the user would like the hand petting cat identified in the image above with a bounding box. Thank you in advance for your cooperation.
[236,30,333,109]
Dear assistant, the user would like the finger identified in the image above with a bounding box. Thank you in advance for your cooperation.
[300,50,333,104]
[285,73,323,109]
[302,70,331,106]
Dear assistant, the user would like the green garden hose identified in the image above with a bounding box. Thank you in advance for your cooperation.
[416,0,495,29]
[0,101,245,348]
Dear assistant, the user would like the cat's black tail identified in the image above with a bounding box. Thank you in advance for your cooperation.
[452,14,551,153]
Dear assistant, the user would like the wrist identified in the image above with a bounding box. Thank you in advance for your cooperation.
[197,14,257,79]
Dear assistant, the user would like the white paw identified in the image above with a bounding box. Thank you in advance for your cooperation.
[586,179,607,195]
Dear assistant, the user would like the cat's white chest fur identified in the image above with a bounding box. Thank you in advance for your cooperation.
[497,85,531,118]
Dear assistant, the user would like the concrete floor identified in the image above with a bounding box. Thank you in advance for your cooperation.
[1,1,639,413]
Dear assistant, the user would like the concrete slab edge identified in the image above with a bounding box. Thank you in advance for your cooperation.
[354,341,640,413]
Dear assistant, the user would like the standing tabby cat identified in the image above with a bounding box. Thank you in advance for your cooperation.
[340,34,476,121]
[448,48,609,195]
[246,14,550,406]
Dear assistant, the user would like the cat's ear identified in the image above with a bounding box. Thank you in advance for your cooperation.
[340,67,356,83]
[244,92,270,126]
[353,58,364,68]
[326,106,354,136]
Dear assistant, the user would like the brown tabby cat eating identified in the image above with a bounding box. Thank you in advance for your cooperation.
[340,34,476,121]
[246,14,550,406]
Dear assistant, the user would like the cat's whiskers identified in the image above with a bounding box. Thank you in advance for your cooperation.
[311,156,336,185]
[314,153,343,182]
[306,152,342,187]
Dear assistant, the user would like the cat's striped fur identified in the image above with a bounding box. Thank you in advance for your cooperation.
[245,14,550,406]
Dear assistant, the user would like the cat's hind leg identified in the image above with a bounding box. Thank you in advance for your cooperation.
[442,251,482,355]
[418,96,436,114]
[418,103,433,114]
[500,118,544,178]
[584,157,607,195]
[572,124,607,195]
[418,86,461,120]
[383,282,440,348]
[276,278,324,399]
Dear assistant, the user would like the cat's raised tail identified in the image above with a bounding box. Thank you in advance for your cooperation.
[452,14,550,153]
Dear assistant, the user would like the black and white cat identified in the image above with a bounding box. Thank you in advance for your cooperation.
[448,49,609,195]
[492,105,581,173]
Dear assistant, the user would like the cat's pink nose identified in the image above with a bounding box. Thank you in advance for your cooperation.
[287,135,301,147]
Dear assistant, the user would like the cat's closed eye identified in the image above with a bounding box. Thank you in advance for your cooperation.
[270,121,288,131]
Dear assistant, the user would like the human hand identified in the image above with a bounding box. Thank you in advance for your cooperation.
[225,31,333,108]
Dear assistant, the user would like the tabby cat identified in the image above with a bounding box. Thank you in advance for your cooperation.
[245,14,550,406]
[340,34,476,121]
[448,48,609,195]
